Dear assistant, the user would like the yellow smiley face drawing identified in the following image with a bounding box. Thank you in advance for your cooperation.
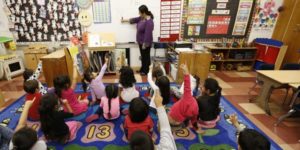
[78,10,92,27]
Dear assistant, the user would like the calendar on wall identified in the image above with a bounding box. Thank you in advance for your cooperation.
[159,0,182,42]
[181,0,255,41]
[93,0,112,23]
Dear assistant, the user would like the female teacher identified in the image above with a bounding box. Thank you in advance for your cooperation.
[122,5,154,75]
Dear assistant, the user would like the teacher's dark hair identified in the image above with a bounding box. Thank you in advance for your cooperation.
[139,5,154,19]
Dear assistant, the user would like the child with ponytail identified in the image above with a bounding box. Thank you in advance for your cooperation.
[86,84,120,122]
[196,78,222,129]
[54,64,89,116]
[39,93,80,144]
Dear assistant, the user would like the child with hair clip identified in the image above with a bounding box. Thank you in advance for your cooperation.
[39,93,80,144]
[196,78,222,128]
[147,63,170,108]
[23,80,42,121]
[82,56,108,105]
[1,98,48,150]
[168,64,202,133]
[86,84,120,123]
[119,66,139,102]
[54,64,89,115]
[124,97,154,140]
[129,90,177,150]
[23,61,47,95]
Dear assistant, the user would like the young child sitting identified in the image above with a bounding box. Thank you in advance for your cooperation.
[54,65,88,116]
[229,114,270,150]
[23,80,42,121]
[82,57,108,105]
[168,64,200,132]
[0,98,47,150]
[23,61,47,95]
[148,64,170,108]
[196,78,222,128]
[39,93,80,144]
[129,90,177,150]
[86,84,120,123]
[124,98,154,140]
[119,66,139,102]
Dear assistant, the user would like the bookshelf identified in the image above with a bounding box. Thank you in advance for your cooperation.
[205,45,257,71]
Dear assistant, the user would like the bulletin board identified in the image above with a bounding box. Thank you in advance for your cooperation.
[4,0,81,42]
[181,0,255,41]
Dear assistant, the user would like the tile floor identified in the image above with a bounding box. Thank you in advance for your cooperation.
[0,71,299,150]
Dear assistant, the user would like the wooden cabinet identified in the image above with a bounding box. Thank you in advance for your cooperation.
[41,50,69,87]
[176,51,212,83]
[24,45,48,70]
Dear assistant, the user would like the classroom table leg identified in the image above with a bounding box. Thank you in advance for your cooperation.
[256,74,282,115]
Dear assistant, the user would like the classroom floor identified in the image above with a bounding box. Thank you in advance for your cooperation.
[0,71,299,150]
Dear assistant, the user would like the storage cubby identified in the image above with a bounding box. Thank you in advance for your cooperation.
[206,45,257,71]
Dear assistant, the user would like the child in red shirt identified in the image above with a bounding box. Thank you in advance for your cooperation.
[124,97,154,140]
[168,64,202,133]
[24,80,42,121]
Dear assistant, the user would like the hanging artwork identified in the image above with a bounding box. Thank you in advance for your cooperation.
[78,10,93,27]
[248,0,282,42]
[5,0,81,42]
[76,0,93,8]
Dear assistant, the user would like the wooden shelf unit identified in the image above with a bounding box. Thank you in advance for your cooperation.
[166,49,212,83]
[206,45,257,71]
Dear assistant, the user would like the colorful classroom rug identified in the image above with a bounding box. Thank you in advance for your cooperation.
[0,83,282,150]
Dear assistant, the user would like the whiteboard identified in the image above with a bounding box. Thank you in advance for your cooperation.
[85,0,161,43]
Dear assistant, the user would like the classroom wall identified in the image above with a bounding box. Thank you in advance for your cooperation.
[0,1,13,55]
[0,0,165,68]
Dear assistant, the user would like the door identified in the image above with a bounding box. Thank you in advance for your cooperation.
[273,0,300,63]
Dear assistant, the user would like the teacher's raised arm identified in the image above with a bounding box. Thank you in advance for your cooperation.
[121,5,154,76]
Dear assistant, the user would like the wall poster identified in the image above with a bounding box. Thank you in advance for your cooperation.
[232,0,254,35]
[160,0,182,42]
[186,0,207,24]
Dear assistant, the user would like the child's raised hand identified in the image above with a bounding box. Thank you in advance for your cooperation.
[149,64,153,70]
[229,114,238,125]
[180,63,189,75]
[154,89,163,108]
[105,56,109,63]
[25,97,36,107]
[62,99,68,105]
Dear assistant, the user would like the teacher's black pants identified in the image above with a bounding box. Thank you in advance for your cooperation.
[138,44,151,74]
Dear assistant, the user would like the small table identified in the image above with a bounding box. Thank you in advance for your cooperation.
[288,83,300,108]
[256,70,300,115]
